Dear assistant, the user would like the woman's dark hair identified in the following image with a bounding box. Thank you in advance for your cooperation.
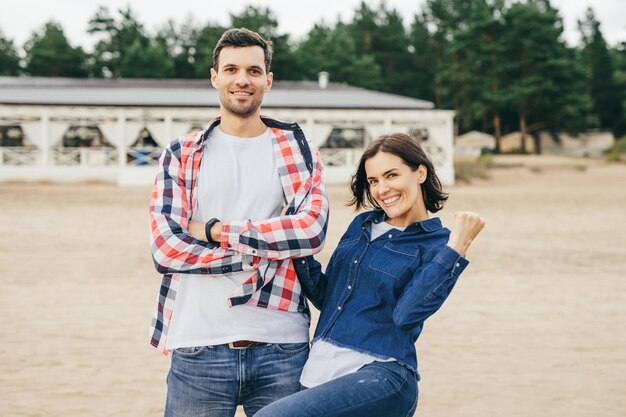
[349,133,449,213]
[213,28,273,72]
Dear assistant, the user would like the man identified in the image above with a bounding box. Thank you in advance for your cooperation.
[149,28,329,417]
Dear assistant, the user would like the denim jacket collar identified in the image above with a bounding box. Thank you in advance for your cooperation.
[361,209,443,233]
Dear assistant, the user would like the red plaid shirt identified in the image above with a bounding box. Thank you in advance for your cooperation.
[149,116,329,355]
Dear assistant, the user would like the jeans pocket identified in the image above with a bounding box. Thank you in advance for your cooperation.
[173,346,207,358]
[274,342,309,354]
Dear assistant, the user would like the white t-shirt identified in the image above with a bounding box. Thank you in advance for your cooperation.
[166,127,310,350]
[300,220,403,388]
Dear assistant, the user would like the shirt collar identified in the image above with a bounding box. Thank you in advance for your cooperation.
[362,209,443,233]
[196,117,222,145]
[196,116,275,145]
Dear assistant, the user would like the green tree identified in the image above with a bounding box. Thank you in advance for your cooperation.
[119,38,173,78]
[421,0,485,111]
[295,22,382,89]
[424,0,507,142]
[24,21,88,77]
[500,0,593,152]
[611,43,626,135]
[468,0,508,147]
[408,13,437,102]
[191,23,227,79]
[0,30,21,75]
[229,6,301,79]
[349,1,413,94]
[578,7,624,135]
[155,18,198,79]
[88,6,172,78]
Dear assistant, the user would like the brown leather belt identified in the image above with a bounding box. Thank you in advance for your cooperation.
[227,340,272,349]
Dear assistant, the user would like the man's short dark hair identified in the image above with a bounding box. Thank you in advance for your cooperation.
[212,28,273,72]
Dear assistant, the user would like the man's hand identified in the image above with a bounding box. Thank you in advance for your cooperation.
[188,221,208,241]
[188,220,223,244]
[210,221,223,243]
[446,211,485,257]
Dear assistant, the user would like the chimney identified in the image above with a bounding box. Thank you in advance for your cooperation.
[318,71,329,89]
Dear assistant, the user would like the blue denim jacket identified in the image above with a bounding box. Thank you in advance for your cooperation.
[294,209,469,373]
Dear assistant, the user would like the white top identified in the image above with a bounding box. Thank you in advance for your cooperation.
[166,127,310,350]
[300,221,404,387]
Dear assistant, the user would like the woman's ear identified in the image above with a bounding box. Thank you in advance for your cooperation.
[417,165,427,184]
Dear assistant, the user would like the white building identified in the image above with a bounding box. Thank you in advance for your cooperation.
[0,76,455,185]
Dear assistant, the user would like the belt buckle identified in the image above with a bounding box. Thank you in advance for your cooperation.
[228,342,247,350]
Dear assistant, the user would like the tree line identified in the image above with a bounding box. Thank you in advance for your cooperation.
[1,0,625,149]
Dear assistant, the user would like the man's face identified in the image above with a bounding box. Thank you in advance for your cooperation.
[211,46,273,118]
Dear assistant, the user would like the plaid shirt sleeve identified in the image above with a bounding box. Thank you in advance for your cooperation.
[149,141,257,275]
[220,144,329,260]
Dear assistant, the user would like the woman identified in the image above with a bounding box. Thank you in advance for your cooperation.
[254,133,485,417]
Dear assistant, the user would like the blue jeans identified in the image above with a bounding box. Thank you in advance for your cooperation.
[254,361,418,417]
[165,343,309,417]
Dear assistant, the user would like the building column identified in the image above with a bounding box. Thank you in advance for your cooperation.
[306,116,314,140]
[164,115,173,144]
[117,111,127,170]
[383,116,392,134]
[41,111,50,166]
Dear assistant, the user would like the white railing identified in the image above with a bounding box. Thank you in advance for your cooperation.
[0,146,362,170]
[52,147,118,166]
[0,147,40,165]
[126,147,162,166]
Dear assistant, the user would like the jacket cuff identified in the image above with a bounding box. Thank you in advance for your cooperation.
[221,221,242,250]
[435,245,469,277]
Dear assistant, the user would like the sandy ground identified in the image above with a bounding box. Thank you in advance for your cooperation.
[0,155,625,417]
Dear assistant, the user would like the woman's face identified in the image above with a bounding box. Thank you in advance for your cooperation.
[364,151,428,227]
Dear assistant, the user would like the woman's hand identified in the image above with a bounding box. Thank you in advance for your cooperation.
[447,211,485,257]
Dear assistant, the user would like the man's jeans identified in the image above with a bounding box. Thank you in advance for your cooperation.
[165,343,309,417]
[254,361,418,417]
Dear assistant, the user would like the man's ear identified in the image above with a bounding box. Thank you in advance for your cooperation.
[265,71,273,92]
[210,68,217,88]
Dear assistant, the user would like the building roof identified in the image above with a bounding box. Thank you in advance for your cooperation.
[0,76,434,110]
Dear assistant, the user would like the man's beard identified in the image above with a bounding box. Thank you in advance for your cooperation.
[223,95,263,117]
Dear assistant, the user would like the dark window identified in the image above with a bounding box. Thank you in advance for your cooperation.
[62,125,112,147]
[0,125,25,146]
[322,127,368,148]
[131,128,159,147]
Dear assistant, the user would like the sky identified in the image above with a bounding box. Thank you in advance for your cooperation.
[0,0,624,51]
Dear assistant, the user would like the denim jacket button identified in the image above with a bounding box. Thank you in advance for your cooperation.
[388,234,393,238]
[337,306,342,310]
[455,262,460,267]
[347,285,352,290]
[353,260,358,264]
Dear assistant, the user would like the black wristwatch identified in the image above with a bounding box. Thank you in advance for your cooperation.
[205,218,220,243]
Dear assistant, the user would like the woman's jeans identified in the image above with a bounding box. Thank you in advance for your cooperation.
[165,342,309,417]
[254,361,418,417]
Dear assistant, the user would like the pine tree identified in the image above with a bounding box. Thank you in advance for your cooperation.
[0,30,21,75]
[500,0,592,152]
[295,22,382,89]
[579,7,624,135]
[24,21,88,77]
